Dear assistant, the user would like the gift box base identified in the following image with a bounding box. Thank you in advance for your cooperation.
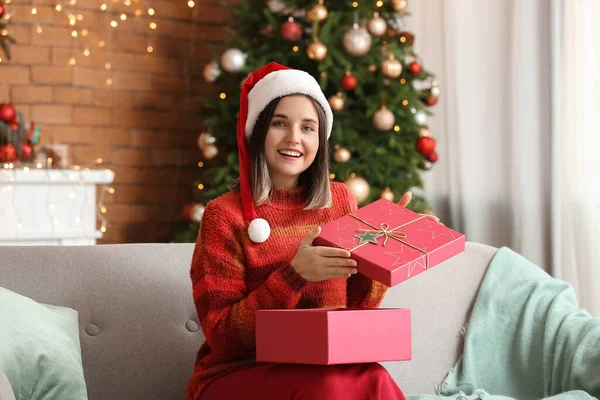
[256,308,411,365]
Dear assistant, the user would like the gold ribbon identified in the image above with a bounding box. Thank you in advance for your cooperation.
[346,213,430,269]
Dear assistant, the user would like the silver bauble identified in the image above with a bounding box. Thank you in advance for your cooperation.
[202,61,221,83]
[343,24,372,57]
[415,111,427,125]
[221,48,246,73]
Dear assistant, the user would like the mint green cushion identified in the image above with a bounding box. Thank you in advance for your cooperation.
[0,287,88,400]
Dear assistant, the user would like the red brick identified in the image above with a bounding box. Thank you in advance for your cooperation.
[12,104,32,121]
[110,148,152,166]
[73,68,109,88]
[72,106,112,125]
[10,46,51,65]
[30,26,72,46]
[130,129,197,148]
[0,86,9,102]
[151,148,199,166]
[105,204,170,222]
[54,87,94,104]
[52,48,95,67]
[174,95,201,113]
[32,105,73,124]
[10,86,53,103]
[171,21,225,42]
[94,89,135,109]
[0,66,30,84]
[31,66,72,84]
[7,26,32,46]
[109,165,200,185]
[70,144,112,164]
[10,5,55,24]
[43,125,94,143]
[90,127,132,146]
[111,186,188,204]
[133,92,174,111]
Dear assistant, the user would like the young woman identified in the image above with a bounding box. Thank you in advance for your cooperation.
[187,62,438,400]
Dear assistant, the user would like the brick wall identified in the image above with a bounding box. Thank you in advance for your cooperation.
[0,0,232,243]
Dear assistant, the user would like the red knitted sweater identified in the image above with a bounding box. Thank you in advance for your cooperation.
[186,182,389,400]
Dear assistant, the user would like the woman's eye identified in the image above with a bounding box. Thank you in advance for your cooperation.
[303,126,315,132]
[272,121,285,127]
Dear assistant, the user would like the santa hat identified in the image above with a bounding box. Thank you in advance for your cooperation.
[237,62,333,243]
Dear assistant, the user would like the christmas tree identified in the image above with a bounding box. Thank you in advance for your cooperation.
[0,0,16,61]
[173,0,441,243]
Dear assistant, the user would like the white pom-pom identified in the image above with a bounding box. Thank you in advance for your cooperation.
[248,218,271,243]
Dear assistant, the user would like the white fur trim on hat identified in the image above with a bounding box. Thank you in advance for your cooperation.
[245,69,333,140]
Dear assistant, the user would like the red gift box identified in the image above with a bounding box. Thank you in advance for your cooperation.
[256,308,411,364]
[313,198,465,287]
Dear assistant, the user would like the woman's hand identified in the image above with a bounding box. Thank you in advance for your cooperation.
[291,227,358,281]
[397,191,442,224]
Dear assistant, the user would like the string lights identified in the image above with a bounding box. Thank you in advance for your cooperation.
[50,0,161,79]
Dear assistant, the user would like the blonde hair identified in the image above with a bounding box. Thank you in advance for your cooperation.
[234,95,332,209]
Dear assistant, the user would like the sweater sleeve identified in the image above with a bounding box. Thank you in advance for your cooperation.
[190,200,307,362]
[342,185,389,309]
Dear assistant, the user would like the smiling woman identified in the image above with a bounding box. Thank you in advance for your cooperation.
[248,94,330,206]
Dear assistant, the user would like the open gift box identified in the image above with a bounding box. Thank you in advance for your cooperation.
[256,308,411,365]
[313,199,466,287]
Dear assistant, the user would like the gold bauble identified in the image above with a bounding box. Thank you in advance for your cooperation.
[372,105,395,131]
[307,0,328,22]
[392,0,408,13]
[344,175,370,204]
[368,64,377,72]
[419,126,432,137]
[333,145,351,163]
[202,144,218,160]
[367,12,387,37]
[380,187,394,201]
[328,92,345,111]
[307,39,328,61]
[381,54,402,78]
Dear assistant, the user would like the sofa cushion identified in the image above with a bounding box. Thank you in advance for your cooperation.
[0,287,88,400]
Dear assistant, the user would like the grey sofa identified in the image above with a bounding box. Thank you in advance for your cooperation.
[0,242,498,399]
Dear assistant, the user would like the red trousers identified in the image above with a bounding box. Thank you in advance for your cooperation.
[200,363,406,400]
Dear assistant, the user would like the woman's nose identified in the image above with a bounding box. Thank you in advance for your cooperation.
[285,125,301,143]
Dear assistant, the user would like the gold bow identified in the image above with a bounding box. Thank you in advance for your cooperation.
[346,213,430,269]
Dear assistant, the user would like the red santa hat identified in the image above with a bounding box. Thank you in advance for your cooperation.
[237,62,333,243]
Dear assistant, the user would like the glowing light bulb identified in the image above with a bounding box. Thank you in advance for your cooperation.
[110,20,117,27]
[188,0,194,7]
[149,22,157,29]
[31,7,38,14]
[55,4,62,11]
[120,13,126,20]
[147,46,153,53]
[105,62,111,70]
[147,8,154,15]
[100,3,107,10]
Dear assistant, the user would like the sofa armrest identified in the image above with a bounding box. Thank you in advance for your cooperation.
[0,372,16,400]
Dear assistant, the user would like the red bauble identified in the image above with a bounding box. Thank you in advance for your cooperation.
[416,136,436,155]
[10,121,18,130]
[0,145,17,162]
[0,4,5,19]
[20,143,33,160]
[341,74,357,90]
[182,203,194,221]
[0,104,17,123]
[427,151,439,163]
[281,20,302,41]
[423,96,438,106]
[408,61,422,75]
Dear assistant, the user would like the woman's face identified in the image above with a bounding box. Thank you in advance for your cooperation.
[264,95,320,190]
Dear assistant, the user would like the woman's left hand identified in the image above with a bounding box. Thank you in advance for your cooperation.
[397,191,443,224]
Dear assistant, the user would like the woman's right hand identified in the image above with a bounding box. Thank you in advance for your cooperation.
[291,226,358,282]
